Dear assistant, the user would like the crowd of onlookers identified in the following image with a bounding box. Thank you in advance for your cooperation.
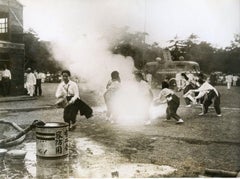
[142,71,240,89]
[209,72,240,87]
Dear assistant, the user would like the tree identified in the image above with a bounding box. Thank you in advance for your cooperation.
[110,27,164,70]
[23,29,63,73]
[223,34,240,73]
[168,33,240,73]
[167,35,187,61]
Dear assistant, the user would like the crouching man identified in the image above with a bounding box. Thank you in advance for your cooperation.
[187,79,221,117]
[55,70,93,130]
[154,88,184,124]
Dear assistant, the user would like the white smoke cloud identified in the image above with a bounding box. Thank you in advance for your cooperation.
[53,34,136,92]
[31,0,143,92]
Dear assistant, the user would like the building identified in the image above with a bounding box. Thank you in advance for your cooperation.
[0,0,25,96]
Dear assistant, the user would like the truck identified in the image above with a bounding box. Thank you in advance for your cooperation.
[144,49,200,89]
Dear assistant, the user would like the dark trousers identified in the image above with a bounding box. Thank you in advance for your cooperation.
[35,79,42,96]
[63,98,93,124]
[202,90,221,114]
[2,78,11,96]
[166,94,181,121]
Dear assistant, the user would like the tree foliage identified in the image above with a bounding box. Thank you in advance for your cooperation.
[23,29,63,73]
[110,26,165,70]
[167,33,240,73]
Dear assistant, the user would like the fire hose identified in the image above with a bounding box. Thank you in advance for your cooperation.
[0,120,45,148]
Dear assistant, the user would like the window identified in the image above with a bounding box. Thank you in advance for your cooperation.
[0,18,8,33]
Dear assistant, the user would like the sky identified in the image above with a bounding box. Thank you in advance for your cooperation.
[19,0,240,48]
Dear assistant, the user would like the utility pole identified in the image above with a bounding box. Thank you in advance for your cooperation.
[143,0,147,69]
[144,0,147,45]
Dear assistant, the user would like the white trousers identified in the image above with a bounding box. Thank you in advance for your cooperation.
[227,82,231,89]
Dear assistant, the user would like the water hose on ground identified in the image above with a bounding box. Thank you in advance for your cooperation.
[0,120,45,148]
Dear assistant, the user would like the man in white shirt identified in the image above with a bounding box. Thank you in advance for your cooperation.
[34,70,43,96]
[188,79,221,117]
[2,65,12,96]
[25,68,36,97]
[232,75,238,86]
[225,74,233,89]
[56,70,93,130]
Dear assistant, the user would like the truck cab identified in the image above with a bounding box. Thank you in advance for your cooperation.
[144,50,200,89]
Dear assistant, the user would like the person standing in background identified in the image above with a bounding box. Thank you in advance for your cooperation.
[34,69,42,96]
[25,68,36,97]
[2,64,11,96]
[145,71,153,87]
[104,71,121,122]
[134,72,153,125]
[225,73,233,89]
[232,74,238,86]
[175,72,185,91]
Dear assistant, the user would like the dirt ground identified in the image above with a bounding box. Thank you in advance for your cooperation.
[0,83,240,177]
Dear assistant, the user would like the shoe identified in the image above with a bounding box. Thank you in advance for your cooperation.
[198,112,205,116]
[86,114,93,119]
[176,119,184,124]
[217,114,222,117]
[186,105,191,108]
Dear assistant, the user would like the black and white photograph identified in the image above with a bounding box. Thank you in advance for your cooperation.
[0,0,240,178]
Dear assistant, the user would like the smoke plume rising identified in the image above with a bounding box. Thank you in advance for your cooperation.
[42,0,146,92]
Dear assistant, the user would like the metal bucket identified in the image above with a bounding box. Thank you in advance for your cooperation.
[36,122,68,158]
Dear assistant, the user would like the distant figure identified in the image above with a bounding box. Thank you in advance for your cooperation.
[134,72,153,125]
[161,77,169,89]
[181,73,197,107]
[145,72,152,87]
[2,64,11,96]
[39,72,46,83]
[34,70,42,96]
[25,68,36,97]
[225,73,233,89]
[175,72,185,91]
[104,71,121,122]
[55,70,93,130]
[46,72,51,82]
[154,88,184,124]
[232,75,238,86]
